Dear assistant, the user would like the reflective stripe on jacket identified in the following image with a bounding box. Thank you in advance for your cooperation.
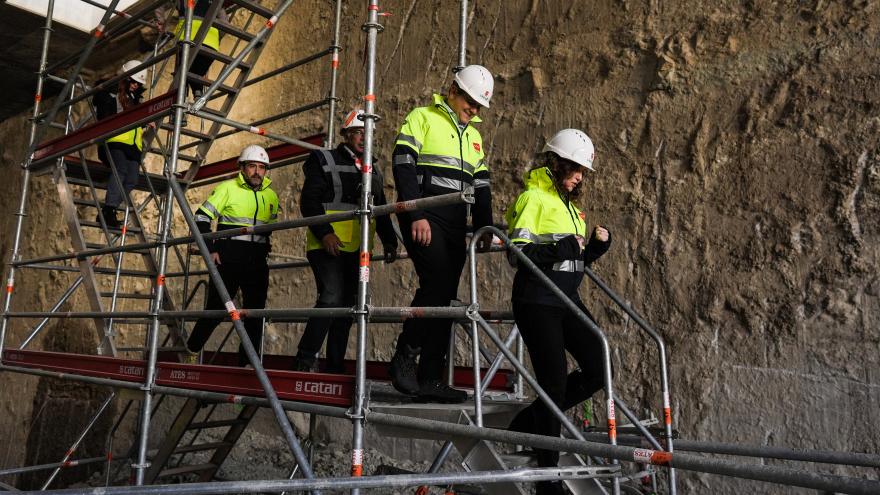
[506,166,589,305]
[305,150,376,252]
[395,94,487,187]
[301,145,397,253]
[195,172,279,245]
[392,93,491,228]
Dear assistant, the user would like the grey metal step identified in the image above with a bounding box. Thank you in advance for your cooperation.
[199,47,252,71]
[157,463,217,478]
[99,292,153,299]
[188,418,248,430]
[226,0,274,18]
[73,197,100,208]
[455,412,527,495]
[117,346,187,352]
[79,219,143,233]
[187,73,239,97]
[213,19,254,42]
[159,123,211,142]
[174,441,232,454]
[145,147,200,163]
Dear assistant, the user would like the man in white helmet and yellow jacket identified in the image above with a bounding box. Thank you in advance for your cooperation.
[389,65,496,403]
[185,144,280,365]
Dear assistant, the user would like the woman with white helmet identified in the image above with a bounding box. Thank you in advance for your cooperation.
[92,59,149,229]
[505,129,612,495]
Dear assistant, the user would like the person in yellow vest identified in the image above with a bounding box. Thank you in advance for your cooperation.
[174,0,226,97]
[389,65,496,403]
[185,144,279,366]
[293,109,399,373]
[505,129,611,495]
[93,60,149,229]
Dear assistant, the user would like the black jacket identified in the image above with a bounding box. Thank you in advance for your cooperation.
[300,144,398,249]
[512,230,612,307]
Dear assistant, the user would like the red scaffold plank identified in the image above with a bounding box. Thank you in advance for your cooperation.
[2,350,354,406]
[157,351,516,392]
[156,362,353,406]
[191,134,325,182]
[32,91,176,165]
[3,349,146,382]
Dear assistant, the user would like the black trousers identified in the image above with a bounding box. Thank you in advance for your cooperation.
[98,143,141,209]
[187,261,269,365]
[512,300,606,468]
[296,250,359,372]
[396,219,467,382]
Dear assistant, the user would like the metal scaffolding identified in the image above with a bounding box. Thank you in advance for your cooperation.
[1,1,879,495]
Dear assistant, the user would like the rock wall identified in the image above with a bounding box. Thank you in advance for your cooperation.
[1,0,879,493]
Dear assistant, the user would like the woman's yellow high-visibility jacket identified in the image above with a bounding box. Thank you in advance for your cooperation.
[505,166,610,307]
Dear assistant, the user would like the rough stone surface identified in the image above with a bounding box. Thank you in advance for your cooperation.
[0,1,879,493]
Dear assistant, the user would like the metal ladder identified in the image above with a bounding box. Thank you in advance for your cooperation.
[30,0,287,359]
[143,398,260,483]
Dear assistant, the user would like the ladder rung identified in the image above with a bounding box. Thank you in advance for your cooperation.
[108,319,150,325]
[73,197,100,208]
[225,0,274,18]
[198,47,252,71]
[117,346,187,352]
[187,73,238,96]
[99,292,153,299]
[173,441,232,454]
[157,463,217,478]
[213,19,254,42]
[85,242,151,253]
[188,418,247,430]
[146,148,200,163]
[159,123,211,142]
[79,220,143,233]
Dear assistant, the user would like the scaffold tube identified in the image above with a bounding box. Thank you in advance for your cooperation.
[11,192,473,268]
[3,364,878,494]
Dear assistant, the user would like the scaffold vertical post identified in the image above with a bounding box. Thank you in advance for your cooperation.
[0,0,56,358]
[23,0,122,162]
[325,0,343,147]
[467,236,483,427]
[456,0,467,71]
[350,0,382,490]
[133,0,194,485]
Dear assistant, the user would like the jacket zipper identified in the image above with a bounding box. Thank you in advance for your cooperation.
[252,188,260,243]
[439,101,469,194]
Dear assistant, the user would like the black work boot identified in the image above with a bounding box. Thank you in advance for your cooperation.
[389,344,420,395]
[415,380,468,404]
[98,205,121,230]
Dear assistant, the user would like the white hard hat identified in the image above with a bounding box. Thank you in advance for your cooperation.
[453,64,494,108]
[121,60,147,85]
[238,144,270,165]
[341,109,365,132]
[543,129,595,171]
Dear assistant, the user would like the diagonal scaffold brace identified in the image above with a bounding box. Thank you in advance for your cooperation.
[164,175,319,491]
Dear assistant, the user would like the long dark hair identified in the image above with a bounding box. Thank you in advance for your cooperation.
[532,152,583,199]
